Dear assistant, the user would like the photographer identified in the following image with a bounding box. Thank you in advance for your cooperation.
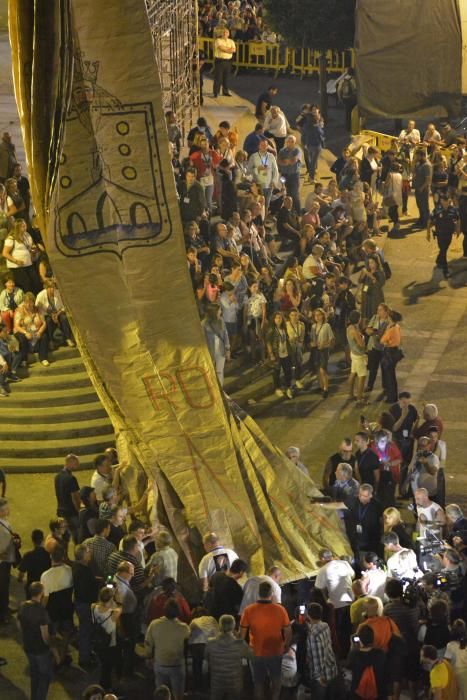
[348,625,386,700]
[446,504,467,548]
[405,437,440,500]
[439,549,465,620]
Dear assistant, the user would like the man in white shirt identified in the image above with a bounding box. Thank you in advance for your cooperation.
[423,123,441,145]
[90,453,113,502]
[398,119,421,148]
[239,566,282,612]
[248,138,279,209]
[383,532,422,580]
[35,281,75,348]
[198,532,238,592]
[315,549,354,654]
[414,487,446,538]
[40,546,74,662]
[213,28,236,98]
[263,106,288,152]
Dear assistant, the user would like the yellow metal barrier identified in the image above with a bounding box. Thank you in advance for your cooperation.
[360,130,395,152]
[198,37,354,78]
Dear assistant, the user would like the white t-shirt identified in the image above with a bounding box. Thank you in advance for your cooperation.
[416,502,444,538]
[445,640,467,672]
[315,559,354,609]
[4,233,33,268]
[399,128,421,146]
[198,546,238,580]
[40,564,73,595]
[386,548,421,580]
[302,254,325,280]
[239,575,282,612]
[364,568,387,602]
[90,470,112,501]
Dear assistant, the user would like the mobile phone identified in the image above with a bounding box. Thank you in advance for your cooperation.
[299,605,306,615]
[352,635,360,644]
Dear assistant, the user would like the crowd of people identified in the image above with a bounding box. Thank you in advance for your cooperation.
[0,132,75,396]
[1,14,467,698]
[198,0,279,44]
[0,421,466,700]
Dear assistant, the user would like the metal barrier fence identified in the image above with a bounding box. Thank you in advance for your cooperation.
[198,37,354,78]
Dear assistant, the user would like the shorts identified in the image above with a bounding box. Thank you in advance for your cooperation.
[251,655,283,684]
[350,352,367,377]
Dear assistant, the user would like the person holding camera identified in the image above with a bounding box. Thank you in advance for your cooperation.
[440,549,465,620]
[348,625,386,700]
[406,438,440,501]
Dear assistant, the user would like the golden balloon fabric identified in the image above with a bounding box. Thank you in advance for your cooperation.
[9,0,351,582]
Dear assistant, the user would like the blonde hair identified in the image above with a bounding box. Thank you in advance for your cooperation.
[10,218,28,242]
[383,506,402,531]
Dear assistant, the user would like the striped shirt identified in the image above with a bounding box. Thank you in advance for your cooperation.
[84,535,115,578]
[106,550,145,592]
[306,621,338,682]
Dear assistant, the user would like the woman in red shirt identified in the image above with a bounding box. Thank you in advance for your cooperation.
[371,429,402,508]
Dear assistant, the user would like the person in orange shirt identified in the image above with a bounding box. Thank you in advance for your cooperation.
[357,597,400,653]
[380,309,403,404]
[240,581,291,700]
[214,120,238,151]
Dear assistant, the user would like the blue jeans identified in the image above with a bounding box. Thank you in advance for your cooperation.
[75,601,93,663]
[26,650,53,700]
[154,663,185,699]
[203,184,214,212]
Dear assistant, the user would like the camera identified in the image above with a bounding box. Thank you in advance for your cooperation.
[105,575,116,590]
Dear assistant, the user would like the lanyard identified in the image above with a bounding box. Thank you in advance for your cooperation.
[260,154,268,167]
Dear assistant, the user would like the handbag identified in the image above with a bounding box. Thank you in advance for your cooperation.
[381,346,404,368]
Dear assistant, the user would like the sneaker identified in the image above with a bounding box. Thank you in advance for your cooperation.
[275,388,285,397]
[286,388,293,400]
[295,379,304,389]
[0,387,8,397]
[41,360,50,367]
[7,374,20,382]
[66,339,76,347]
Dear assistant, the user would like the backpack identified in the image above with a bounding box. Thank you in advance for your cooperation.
[355,665,378,699]
[92,608,112,655]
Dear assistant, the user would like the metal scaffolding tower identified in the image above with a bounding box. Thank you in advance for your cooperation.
[146,0,199,134]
